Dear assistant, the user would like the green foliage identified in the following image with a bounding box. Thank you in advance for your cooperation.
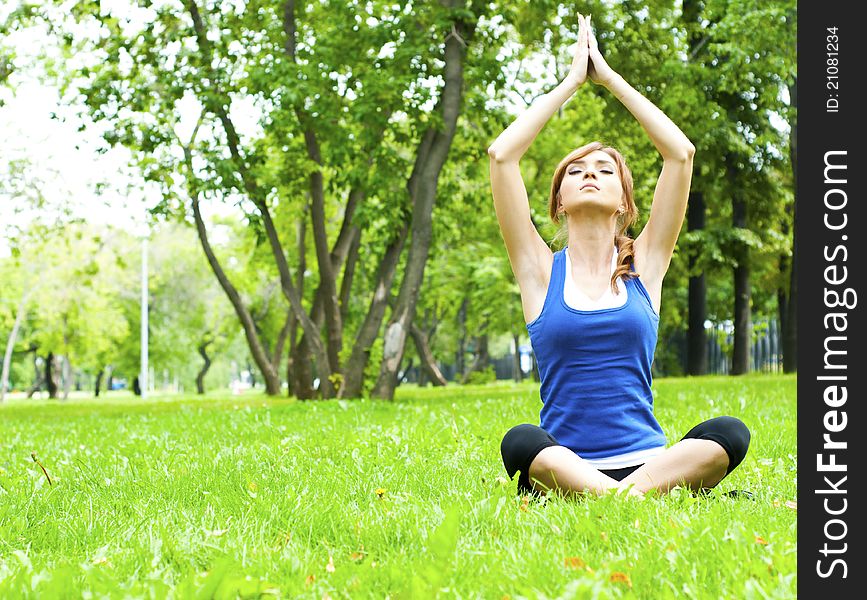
[465,365,496,385]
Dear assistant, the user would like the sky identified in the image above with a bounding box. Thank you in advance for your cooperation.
[0,20,153,256]
[0,11,258,257]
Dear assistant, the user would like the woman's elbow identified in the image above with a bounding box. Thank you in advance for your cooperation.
[667,143,695,163]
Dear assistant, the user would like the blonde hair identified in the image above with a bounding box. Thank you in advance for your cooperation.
[548,141,639,292]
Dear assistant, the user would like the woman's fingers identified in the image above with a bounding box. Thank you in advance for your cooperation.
[587,14,597,49]
[576,14,584,49]
[566,14,589,86]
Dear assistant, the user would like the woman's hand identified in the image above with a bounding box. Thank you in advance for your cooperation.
[586,15,617,87]
[565,14,590,88]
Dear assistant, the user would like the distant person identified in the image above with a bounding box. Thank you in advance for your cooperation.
[489,15,749,497]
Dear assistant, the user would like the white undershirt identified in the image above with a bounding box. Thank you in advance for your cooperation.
[563,246,627,310]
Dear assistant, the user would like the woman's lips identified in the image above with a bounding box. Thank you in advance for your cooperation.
[581,184,599,190]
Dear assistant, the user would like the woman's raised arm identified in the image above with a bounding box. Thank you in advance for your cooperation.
[587,15,695,283]
[488,15,590,287]
[487,15,589,163]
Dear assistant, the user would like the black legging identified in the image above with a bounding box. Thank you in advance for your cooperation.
[500,416,751,494]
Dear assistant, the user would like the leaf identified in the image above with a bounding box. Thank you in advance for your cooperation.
[755,536,769,545]
[609,572,632,588]
[325,556,335,573]
[784,501,797,511]
[563,556,587,570]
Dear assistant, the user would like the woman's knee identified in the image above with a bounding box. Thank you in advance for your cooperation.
[681,416,751,474]
[500,423,558,479]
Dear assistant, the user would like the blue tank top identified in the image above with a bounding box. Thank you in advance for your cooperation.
[525,248,667,460]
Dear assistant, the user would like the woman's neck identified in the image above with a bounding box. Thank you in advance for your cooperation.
[565,219,617,276]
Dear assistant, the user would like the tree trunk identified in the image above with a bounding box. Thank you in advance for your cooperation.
[456,297,468,379]
[372,6,475,400]
[95,369,104,398]
[1,289,31,402]
[782,77,797,373]
[45,352,59,398]
[287,203,307,398]
[410,321,447,386]
[26,353,44,398]
[686,191,708,375]
[683,0,710,377]
[190,196,281,395]
[461,334,490,384]
[512,333,523,382]
[196,342,212,394]
[339,223,410,399]
[728,157,751,375]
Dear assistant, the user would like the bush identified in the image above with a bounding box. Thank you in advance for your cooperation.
[464,365,496,385]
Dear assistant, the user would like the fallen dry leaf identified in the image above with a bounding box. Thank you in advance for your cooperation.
[609,572,632,588]
[755,536,769,545]
[785,501,797,511]
[519,495,530,512]
[305,575,316,586]
[349,552,365,562]
[564,556,587,570]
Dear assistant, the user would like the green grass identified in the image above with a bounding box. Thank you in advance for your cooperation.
[0,374,796,599]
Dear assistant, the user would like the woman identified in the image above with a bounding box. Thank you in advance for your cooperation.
[489,15,749,497]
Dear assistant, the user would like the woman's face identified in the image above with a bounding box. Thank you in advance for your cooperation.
[558,150,624,216]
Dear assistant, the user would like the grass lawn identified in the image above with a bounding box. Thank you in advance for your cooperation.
[0,374,796,599]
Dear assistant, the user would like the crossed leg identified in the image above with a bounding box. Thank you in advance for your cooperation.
[502,417,750,497]
[527,439,728,496]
